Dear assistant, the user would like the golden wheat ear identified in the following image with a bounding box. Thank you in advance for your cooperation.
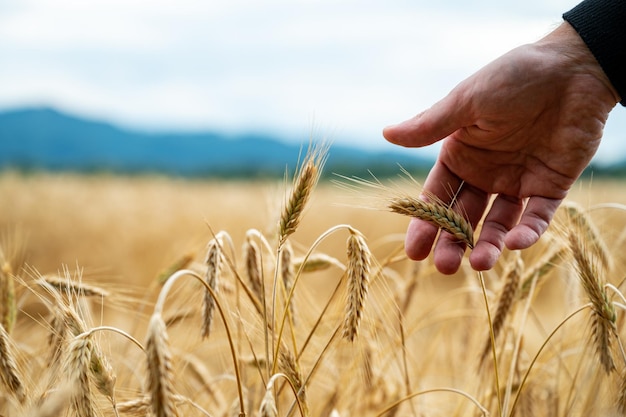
[279,143,328,248]
[388,195,474,248]
[568,231,616,374]
[0,323,26,404]
[202,233,223,339]
[64,335,96,417]
[561,201,613,271]
[342,228,371,342]
[145,313,178,417]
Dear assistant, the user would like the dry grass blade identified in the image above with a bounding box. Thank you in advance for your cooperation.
[293,253,343,273]
[388,196,474,248]
[342,229,371,342]
[0,322,26,403]
[278,144,328,248]
[568,232,616,373]
[145,313,178,417]
[480,251,523,364]
[156,252,195,284]
[202,235,223,339]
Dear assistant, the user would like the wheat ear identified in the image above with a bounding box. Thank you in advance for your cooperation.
[243,235,263,301]
[278,348,308,415]
[388,196,474,248]
[342,229,371,342]
[145,313,178,417]
[568,232,616,373]
[618,367,626,415]
[278,144,327,248]
[202,234,223,339]
[40,274,109,298]
[518,240,566,300]
[65,335,96,417]
[0,260,16,335]
[54,300,117,399]
[0,322,26,403]
[281,240,297,325]
[562,201,613,271]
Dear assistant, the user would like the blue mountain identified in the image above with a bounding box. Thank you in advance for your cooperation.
[0,107,433,178]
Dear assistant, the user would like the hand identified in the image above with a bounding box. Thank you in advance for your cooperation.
[384,22,619,274]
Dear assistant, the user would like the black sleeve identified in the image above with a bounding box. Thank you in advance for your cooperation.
[563,0,626,106]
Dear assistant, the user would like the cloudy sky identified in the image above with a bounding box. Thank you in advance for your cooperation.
[1,0,624,163]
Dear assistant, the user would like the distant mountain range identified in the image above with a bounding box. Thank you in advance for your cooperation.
[0,107,435,178]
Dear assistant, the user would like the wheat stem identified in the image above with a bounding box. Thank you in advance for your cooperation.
[155,269,245,416]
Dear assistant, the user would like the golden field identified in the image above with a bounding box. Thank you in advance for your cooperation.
[2,166,626,417]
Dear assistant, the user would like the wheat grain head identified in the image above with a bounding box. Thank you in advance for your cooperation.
[342,229,371,342]
[145,313,178,417]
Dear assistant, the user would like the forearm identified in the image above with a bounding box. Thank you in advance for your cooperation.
[563,0,626,105]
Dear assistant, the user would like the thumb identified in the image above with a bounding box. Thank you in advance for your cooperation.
[383,89,469,148]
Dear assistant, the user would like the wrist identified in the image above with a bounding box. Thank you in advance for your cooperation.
[536,22,620,105]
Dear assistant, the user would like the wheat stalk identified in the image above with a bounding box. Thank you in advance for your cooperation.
[388,196,474,248]
[259,385,279,417]
[480,251,523,364]
[342,229,371,342]
[145,313,178,417]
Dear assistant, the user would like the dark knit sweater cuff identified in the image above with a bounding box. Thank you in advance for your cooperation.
[563,0,626,106]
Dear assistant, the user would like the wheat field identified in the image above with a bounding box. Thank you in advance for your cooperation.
[2,156,626,416]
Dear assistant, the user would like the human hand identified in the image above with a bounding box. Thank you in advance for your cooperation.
[384,22,619,274]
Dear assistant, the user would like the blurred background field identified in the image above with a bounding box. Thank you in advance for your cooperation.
[2,171,625,282]
[4,170,626,415]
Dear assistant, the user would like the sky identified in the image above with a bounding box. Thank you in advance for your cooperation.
[0,0,624,164]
